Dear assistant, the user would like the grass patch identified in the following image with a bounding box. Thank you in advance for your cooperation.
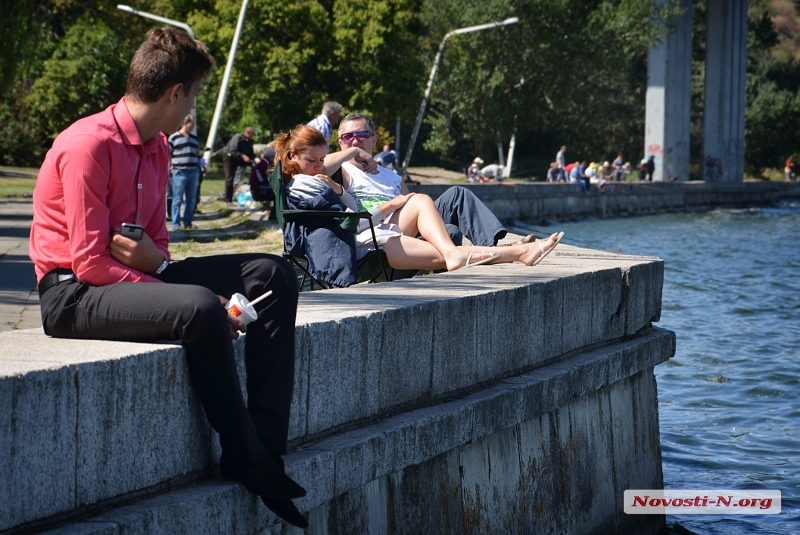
[168,198,284,260]
[0,177,37,198]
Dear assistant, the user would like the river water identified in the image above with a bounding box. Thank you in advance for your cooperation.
[515,201,799,534]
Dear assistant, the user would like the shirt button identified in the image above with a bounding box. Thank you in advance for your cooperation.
[136,214,141,219]
[138,183,142,189]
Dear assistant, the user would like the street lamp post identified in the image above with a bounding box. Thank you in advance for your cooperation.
[116,5,199,136]
[399,17,519,176]
[202,0,250,164]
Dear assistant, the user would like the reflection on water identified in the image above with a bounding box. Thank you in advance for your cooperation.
[517,202,800,534]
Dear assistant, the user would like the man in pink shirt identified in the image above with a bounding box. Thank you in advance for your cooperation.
[29,28,307,529]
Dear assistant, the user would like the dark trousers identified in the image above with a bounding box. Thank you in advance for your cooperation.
[434,186,506,246]
[39,254,298,467]
[223,157,240,203]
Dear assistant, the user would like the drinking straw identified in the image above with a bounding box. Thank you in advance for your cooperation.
[249,290,273,308]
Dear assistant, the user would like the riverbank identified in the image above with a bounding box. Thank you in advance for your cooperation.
[409,180,800,223]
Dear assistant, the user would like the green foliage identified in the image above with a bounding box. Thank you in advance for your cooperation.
[25,16,129,138]
[416,0,683,171]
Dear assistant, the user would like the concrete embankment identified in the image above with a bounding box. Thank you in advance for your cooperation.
[412,180,800,222]
[1,242,674,534]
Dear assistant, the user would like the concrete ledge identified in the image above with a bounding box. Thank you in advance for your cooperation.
[1,243,665,533]
[410,181,800,222]
[35,327,673,535]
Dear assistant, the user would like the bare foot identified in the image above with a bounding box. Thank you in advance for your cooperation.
[519,232,560,266]
[445,250,495,271]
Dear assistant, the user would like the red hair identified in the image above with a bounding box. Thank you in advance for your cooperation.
[273,125,327,182]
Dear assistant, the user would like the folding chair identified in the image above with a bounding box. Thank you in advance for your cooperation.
[268,162,413,290]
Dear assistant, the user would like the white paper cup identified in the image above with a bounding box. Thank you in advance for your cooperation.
[225,292,258,325]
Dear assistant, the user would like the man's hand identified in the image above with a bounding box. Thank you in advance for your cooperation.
[217,295,246,339]
[353,149,378,174]
[110,230,166,274]
[241,154,250,163]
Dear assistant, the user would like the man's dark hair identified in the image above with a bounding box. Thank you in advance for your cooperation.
[340,113,376,134]
[126,28,214,103]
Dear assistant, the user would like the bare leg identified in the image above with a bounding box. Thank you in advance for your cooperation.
[386,195,562,270]
[382,233,563,271]
[387,194,493,270]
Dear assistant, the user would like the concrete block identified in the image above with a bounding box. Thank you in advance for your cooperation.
[414,400,473,465]
[305,315,381,436]
[431,295,478,396]
[39,523,120,535]
[75,348,212,507]
[288,325,310,442]
[560,272,594,355]
[377,303,433,411]
[591,267,626,344]
[469,381,523,439]
[90,480,236,535]
[0,366,77,531]
[481,284,540,380]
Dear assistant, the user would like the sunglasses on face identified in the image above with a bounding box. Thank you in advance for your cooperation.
[339,130,373,143]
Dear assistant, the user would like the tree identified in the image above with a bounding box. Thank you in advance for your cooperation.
[25,16,129,138]
[415,0,682,172]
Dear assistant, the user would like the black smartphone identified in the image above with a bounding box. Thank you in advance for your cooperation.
[120,223,144,241]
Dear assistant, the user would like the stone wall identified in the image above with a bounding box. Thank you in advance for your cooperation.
[0,242,674,534]
[411,181,800,223]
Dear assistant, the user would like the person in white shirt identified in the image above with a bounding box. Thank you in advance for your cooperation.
[306,101,341,152]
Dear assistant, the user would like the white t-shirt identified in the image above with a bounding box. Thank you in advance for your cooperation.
[343,162,405,259]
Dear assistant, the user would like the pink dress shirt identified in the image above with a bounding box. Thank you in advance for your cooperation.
[30,98,171,285]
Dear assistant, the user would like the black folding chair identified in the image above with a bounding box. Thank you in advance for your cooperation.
[268,161,414,290]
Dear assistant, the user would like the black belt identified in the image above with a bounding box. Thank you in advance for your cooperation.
[38,268,76,298]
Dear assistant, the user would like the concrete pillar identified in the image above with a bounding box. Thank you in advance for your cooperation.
[645,0,693,182]
[703,0,748,182]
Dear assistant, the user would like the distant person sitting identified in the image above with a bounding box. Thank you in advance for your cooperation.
[374,144,398,171]
[467,157,485,183]
[785,157,795,182]
[249,148,276,219]
[306,101,341,152]
[601,161,614,182]
[547,162,559,183]
[612,153,624,181]
[481,163,504,182]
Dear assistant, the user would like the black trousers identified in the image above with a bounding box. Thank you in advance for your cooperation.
[39,254,298,467]
[223,157,240,203]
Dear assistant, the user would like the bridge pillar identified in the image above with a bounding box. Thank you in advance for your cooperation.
[645,0,693,182]
[703,0,748,182]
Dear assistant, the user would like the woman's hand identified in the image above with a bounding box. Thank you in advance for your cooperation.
[353,149,377,174]
[314,174,344,195]
[381,192,417,213]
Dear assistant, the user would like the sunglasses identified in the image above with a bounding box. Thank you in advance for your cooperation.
[339,130,373,143]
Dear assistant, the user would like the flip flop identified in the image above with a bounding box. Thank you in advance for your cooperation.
[531,231,564,267]
[464,251,502,268]
[500,233,536,246]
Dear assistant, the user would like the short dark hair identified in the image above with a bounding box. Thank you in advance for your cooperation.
[126,28,214,103]
[340,113,376,134]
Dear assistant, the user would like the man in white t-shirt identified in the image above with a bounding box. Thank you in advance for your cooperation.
[328,113,509,247]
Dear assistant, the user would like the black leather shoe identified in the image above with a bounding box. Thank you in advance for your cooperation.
[261,496,309,529]
[221,457,306,499]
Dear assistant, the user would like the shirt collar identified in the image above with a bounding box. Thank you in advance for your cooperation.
[114,97,164,153]
[114,98,144,147]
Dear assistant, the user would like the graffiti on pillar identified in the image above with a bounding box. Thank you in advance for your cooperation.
[704,155,722,182]
[648,144,663,154]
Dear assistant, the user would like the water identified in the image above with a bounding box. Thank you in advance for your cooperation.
[515,202,800,534]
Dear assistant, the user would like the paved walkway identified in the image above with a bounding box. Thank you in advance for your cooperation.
[0,200,40,332]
